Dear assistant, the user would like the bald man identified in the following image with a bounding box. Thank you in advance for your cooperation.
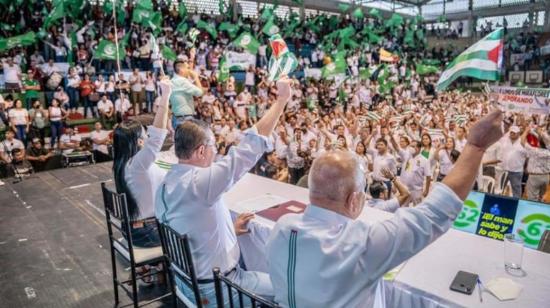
[266,110,504,307]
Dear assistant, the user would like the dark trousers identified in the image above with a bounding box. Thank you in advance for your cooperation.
[50,120,62,147]
[288,167,305,185]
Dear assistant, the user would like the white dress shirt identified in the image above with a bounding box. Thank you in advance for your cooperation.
[366,197,400,213]
[267,183,463,308]
[371,151,397,182]
[155,127,271,279]
[498,137,527,173]
[399,150,431,191]
[125,126,168,220]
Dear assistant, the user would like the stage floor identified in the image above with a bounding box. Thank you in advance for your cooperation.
[0,163,171,307]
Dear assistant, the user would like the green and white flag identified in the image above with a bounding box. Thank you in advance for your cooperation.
[267,34,298,81]
[233,32,260,54]
[217,55,230,82]
[366,111,382,121]
[188,28,200,43]
[0,31,36,52]
[95,39,124,61]
[454,115,469,126]
[436,28,503,92]
[176,21,188,35]
[262,17,279,36]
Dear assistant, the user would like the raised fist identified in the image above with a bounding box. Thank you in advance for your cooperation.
[466,110,503,151]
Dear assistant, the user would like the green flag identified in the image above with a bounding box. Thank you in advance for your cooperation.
[338,26,355,39]
[233,32,260,54]
[161,45,177,61]
[218,55,230,82]
[218,22,239,38]
[367,32,381,44]
[197,20,218,39]
[385,13,404,28]
[404,29,415,46]
[44,4,64,29]
[353,8,364,19]
[338,3,350,12]
[359,67,371,80]
[67,30,78,64]
[322,55,346,79]
[178,2,187,17]
[0,31,37,52]
[416,63,439,75]
[369,8,381,19]
[132,8,161,29]
[260,7,273,21]
[176,21,188,35]
[262,17,279,36]
[136,0,153,10]
[95,39,124,61]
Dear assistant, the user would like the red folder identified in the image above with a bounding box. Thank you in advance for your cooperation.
[256,201,307,222]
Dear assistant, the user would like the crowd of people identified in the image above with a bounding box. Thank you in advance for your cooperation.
[1,2,548,198]
[0,1,548,306]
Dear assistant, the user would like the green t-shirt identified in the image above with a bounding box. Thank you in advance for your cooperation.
[24,79,39,99]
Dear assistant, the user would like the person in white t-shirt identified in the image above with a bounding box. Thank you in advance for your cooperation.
[0,129,25,163]
[97,96,114,127]
[244,66,256,92]
[90,122,111,162]
[129,69,144,115]
[59,127,83,154]
[115,93,131,122]
[258,44,268,68]
[3,58,22,92]
[367,168,411,212]
[8,99,29,144]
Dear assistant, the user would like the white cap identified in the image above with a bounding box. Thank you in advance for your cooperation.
[510,125,521,133]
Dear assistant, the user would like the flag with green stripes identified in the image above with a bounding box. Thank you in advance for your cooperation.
[154,160,173,170]
[436,28,503,92]
[366,111,382,121]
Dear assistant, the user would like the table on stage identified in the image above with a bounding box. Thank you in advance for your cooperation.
[223,173,550,308]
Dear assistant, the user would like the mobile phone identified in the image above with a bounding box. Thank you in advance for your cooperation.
[450,270,478,295]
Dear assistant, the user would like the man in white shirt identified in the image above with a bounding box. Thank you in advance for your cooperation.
[267,110,504,307]
[0,129,25,163]
[129,69,144,115]
[115,93,131,122]
[97,96,114,127]
[399,140,432,204]
[59,127,82,154]
[2,58,22,92]
[368,138,397,191]
[498,126,528,198]
[154,79,291,305]
[90,122,111,162]
[367,169,410,212]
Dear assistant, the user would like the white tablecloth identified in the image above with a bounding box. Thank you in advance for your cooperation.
[223,174,550,308]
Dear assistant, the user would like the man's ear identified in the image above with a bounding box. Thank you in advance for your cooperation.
[346,191,365,219]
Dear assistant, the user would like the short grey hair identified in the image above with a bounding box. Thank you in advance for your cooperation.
[308,151,366,202]
[174,119,211,159]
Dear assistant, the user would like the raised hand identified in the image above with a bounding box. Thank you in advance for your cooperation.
[158,78,173,98]
[466,110,503,151]
[276,77,292,103]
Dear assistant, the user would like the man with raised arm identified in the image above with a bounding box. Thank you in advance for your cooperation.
[267,110,504,307]
[155,79,292,305]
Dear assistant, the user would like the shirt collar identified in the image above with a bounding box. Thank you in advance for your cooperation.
[304,204,351,226]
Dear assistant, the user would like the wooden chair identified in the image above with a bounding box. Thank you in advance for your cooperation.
[101,182,171,307]
[213,267,278,308]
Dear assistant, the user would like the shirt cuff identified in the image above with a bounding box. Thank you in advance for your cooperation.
[423,182,464,219]
[246,126,274,152]
[147,126,168,139]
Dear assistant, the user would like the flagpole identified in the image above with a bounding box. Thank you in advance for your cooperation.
[111,0,123,119]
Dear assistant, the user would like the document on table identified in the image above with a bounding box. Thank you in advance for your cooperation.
[234,194,289,214]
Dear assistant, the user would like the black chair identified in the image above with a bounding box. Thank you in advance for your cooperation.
[213,267,278,308]
[101,182,171,308]
[157,220,204,308]
[538,230,550,254]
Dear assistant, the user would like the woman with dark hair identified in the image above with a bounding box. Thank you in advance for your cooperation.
[434,137,457,182]
[112,78,171,249]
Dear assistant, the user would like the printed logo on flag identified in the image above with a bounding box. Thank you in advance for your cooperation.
[104,44,116,56]
[241,35,251,46]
